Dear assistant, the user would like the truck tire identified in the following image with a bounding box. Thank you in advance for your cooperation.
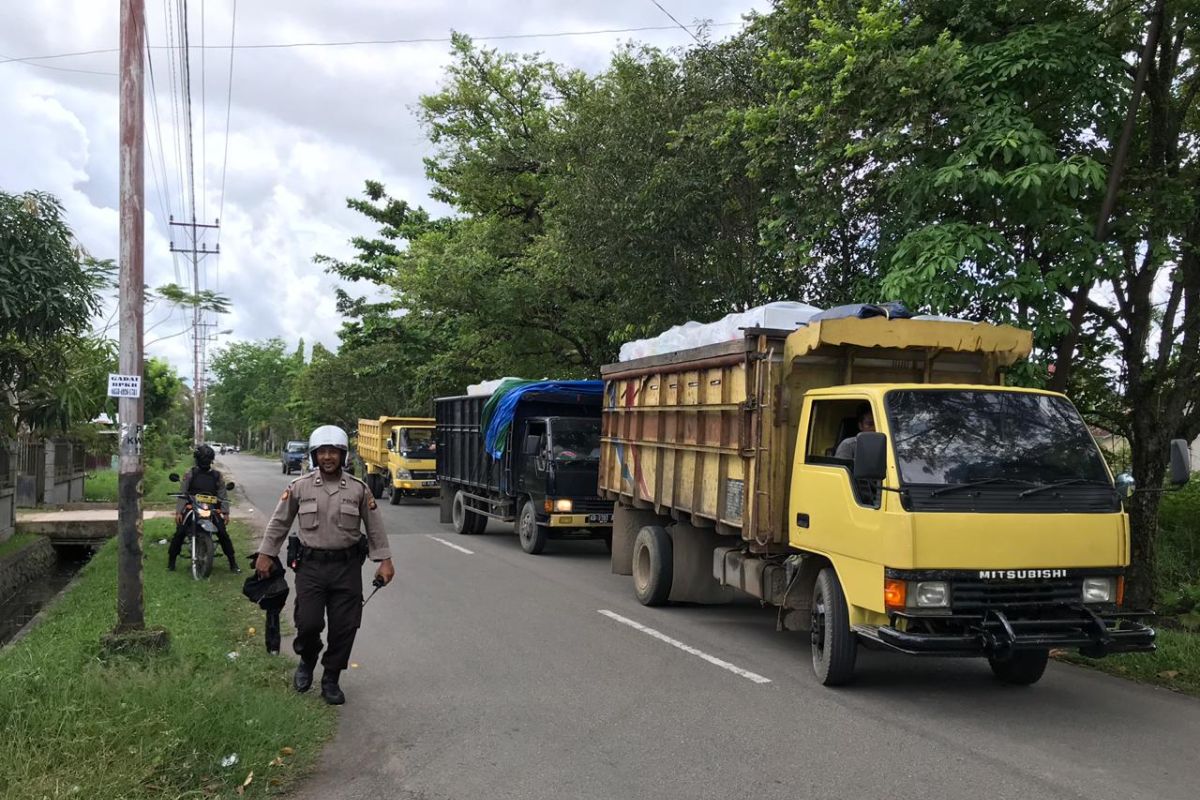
[389,485,402,505]
[632,525,672,606]
[988,649,1049,686]
[452,490,483,535]
[281,463,287,474]
[517,500,548,555]
[810,567,857,686]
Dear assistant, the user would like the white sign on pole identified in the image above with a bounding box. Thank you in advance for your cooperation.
[107,373,142,398]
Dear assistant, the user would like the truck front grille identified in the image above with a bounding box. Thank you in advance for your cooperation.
[571,498,613,514]
[952,578,1081,611]
[409,470,436,481]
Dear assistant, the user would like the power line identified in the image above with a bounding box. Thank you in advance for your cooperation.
[200,0,207,225]
[0,51,115,76]
[647,0,705,47]
[217,0,237,241]
[0,22,742,65]
[216,0,238,293]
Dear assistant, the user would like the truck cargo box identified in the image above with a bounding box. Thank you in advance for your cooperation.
[599,317,1033,548]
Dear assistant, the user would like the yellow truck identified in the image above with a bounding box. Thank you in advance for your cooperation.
[599,316,1192,686]
[356,416,438,505]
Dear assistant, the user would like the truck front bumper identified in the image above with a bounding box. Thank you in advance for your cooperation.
[866,606,1155,658]
[393,479,439,496]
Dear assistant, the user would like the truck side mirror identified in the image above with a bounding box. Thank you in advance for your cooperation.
[1169,438,1191,486]
[1115,472,1135,499]
[523,435,541,456]
[853,432,888,481]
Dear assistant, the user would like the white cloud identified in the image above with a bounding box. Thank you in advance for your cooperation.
[0,0,769,383]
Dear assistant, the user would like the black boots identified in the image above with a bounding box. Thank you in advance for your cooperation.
[167,557,176,571]
[229,559,242,574]
[295,662,346,705]
[293,660,316,693]
[321,670,345,705]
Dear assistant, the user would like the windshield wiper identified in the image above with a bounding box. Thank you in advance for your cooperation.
[1018,478,1112,497]
[928,478,1037,497]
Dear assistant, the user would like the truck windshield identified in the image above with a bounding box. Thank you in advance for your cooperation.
[399,428,436,458]
[885,390,1110,486]
[285,442,306,453]
[550,419,601,463]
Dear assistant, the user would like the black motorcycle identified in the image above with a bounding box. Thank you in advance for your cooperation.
[169,473,235,580]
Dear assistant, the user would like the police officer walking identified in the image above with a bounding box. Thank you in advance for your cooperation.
[255,425,394,705]
[171,444,239,573]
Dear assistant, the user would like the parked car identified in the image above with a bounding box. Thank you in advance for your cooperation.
[281,440,308,474]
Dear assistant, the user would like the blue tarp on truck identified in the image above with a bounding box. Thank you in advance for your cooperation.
[480,380,604,460]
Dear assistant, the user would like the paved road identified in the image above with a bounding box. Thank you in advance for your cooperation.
[221,452,1200,800]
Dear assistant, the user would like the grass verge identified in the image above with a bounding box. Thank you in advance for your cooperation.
[0,532,39,560]
[1058,628,1200,696]
[0,517,337,798]
[85,459,193,506]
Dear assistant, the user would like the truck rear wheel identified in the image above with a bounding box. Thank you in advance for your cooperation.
[988,649,1049,686]
[452,490,484,535]
[369,474,385,499]
[632,525,672,606]
[517,501,548,555]
[811,568,857,686]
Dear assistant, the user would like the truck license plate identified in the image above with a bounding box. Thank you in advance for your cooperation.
[587,513,613,524]
[422,480,438,487]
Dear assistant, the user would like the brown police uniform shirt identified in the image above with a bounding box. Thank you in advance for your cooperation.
[258,469,390,561]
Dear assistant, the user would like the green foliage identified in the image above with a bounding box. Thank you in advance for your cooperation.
[0,519,335,798]
[207,339,304,449]
[153,282,232,315]
[0,189,114,434]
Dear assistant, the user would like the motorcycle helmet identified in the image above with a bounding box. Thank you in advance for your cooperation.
[308,425,349,468]
[194,444,216,469]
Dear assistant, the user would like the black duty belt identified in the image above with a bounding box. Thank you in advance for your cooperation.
[301,545,360,562]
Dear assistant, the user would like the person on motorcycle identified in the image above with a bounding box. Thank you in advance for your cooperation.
[170,444,240,573]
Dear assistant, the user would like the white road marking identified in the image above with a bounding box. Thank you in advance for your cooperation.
[597,609,772,684]
[425,535,474,555]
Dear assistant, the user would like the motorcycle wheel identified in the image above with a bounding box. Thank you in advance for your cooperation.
[191,533,214,580]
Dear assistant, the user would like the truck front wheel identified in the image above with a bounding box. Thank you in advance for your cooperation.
[811,567,857,686]
[389,485,402,505]
[632,525,672,606]
[988,649,1049,686]
[517,501,548,555]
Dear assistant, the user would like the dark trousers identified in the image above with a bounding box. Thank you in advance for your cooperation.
[169,517,236,565]
[293,557,363,671]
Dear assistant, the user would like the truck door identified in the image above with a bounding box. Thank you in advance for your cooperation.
[790,396,888,610]
[516,420,547,495]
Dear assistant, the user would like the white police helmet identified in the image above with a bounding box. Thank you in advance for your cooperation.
[308,425,349,468]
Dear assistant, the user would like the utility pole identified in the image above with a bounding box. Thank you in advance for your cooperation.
[115,0,146,633]
[169,217,219,443]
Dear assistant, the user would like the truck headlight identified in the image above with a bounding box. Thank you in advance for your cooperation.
[554,498,573,512]
[395,469,411,480]
[1082,577,1115,603]
[914,581,949,608]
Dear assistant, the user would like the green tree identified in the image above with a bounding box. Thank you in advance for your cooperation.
[207,339,299,450]
[0,190,113,434]
[743,0,1200,604]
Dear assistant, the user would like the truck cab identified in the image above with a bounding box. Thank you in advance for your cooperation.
[516,415,610,529]
[385,424,438,503]
[793,385,1155,678]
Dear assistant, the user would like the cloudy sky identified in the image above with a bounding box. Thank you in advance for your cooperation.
[0,0,768,385]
